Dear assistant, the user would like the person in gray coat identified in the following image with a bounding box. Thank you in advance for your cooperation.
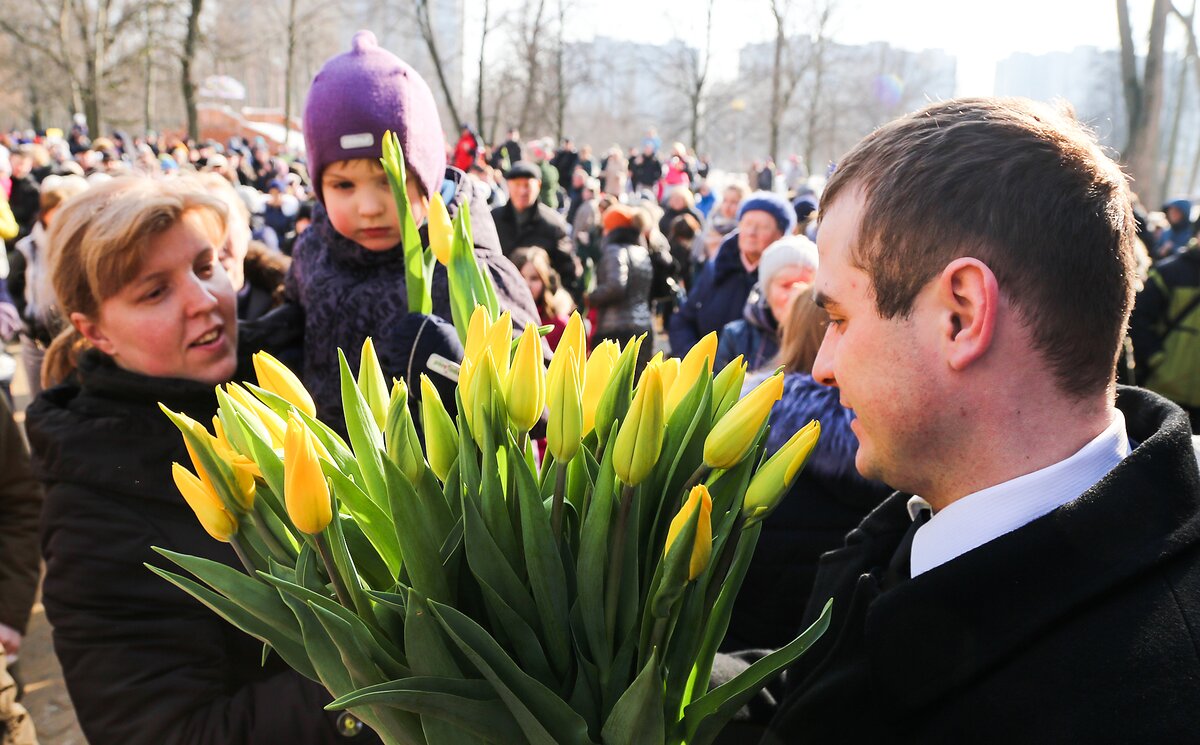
[588,204,654,371]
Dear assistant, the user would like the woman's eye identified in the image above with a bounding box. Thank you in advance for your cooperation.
[197,262,215,279]
[142,285,166,302]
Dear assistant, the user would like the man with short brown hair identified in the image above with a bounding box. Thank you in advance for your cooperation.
[751,98,1200,742]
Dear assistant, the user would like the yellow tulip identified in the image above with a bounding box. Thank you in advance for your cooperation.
[427,192,453,265]
[384,379,425,482]
[420,374,459,481]
[505,323,546,433]
[358,338,389,431]
[658,358,680,403]
[483,311,513,381]
[743,420,821,525]
[283,412,333,534]
[172,463,238,542]
[581,340,619,435]
[612,362,665,486]
[710,354,748,421]
[469,350,503,446]
[546,348,583,462]
[464,305,493,364]
[594,335,644,444]
[547,311,586,392]
[704,372,785,469]
[252,350,316,417]
[226,383,287,447]
[663,485,713,580]
[458,357,477,418]
[176,416,255,512]
[666,332,718,414]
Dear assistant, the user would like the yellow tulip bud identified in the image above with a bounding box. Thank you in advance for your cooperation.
[358,338,390,431]
[710,354,748,421]
[546,348,583,462]
[385,379,425,483]
[667,332,718,413]
[743,420,821,525]
[595,335,644,444]
[178,418,255,512]
[226,383,287,448]
[469,350,503,446]
[547,311,587,392]
[484,311,513,381]
[505,323,546,433]
[458,357,477,418]
[464,305,493,364]
[420,374,460,481]
[658,358,680,403]
[172,463,238,542]
[428,192,453,265]
[252,350,316,418]
[212,415,232,452]
[283,412,333,534]
[581,340,619,435]
[704,372,785,469]
[663,485,713,580]
[612,362,665,486]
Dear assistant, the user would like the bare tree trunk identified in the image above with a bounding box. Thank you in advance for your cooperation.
[143,1,154,135]
[689,0,715,152]
[553,0,565,142]
[476,0,490,134]
[769,0,786,166]
[182,0,204,142]
[517,0,548,135]
[414,0,462,128]
[1118,0,1170,206]
[1162,0,1196,197]
[284,0,297,150]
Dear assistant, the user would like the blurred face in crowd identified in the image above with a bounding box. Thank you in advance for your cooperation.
[10,154,31,179]
[737,210,784,266]
[509,177,539,212]
[767,265,814,323]
[74,210,238,384]
[668,191,687,212]
[719,188,742,219]
[322,158,426,252]
[520,261,545,301]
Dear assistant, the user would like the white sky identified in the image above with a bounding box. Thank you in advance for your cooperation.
[547,0,1175,95]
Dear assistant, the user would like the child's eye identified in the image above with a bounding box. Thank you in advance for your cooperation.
[141,285,167,302]
[329,180,354,191]
[196,261,215,279]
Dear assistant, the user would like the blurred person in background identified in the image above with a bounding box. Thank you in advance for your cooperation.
[511,246,573,351]
[589,205,654,371]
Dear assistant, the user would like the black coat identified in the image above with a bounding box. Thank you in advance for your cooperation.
[668,231,757,355]
[491,200,579,293]
[726,387,1200,744]
[25,351,376,745]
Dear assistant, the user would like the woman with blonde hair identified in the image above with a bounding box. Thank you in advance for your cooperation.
[25,177,360,744]
[723,286,892,653]
[511,245,573,350]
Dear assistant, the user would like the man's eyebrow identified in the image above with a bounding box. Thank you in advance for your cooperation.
[813,290,839,310]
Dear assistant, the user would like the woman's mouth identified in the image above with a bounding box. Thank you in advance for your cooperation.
[190,327,222,348]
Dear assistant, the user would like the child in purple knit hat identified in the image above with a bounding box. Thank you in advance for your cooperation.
[284,31,539,426]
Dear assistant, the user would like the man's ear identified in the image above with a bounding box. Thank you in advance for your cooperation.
[936,257,999,371]
[70,311,116,357]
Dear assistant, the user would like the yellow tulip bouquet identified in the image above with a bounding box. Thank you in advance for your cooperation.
[151,137,831,745]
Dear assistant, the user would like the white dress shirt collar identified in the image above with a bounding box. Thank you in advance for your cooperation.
[908,409,1130,578]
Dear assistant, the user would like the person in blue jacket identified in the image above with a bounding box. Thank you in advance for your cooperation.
[667,191,794,355]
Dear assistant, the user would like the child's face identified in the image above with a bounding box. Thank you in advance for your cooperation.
[322,158,426,252]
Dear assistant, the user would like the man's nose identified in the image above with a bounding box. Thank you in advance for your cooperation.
[811,333,837,388]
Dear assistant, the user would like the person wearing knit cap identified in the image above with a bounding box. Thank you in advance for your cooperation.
[279,30,540,427]
[491,160,581,302]
[589,204,656,373]
[715,235,819,373]
[668,190,794,355]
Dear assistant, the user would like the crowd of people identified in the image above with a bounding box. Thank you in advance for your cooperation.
[2,26,1200,745]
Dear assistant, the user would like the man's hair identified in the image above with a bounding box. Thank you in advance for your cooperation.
[821,97,1137,398]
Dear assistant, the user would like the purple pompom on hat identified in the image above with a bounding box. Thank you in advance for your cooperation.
[303,30,446,203]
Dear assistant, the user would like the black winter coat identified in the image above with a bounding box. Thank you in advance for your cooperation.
[589,227,654,335]
[724,387,1200,744]
[25,351,377,745]
[491,200,580,294]
[668,231,757,356]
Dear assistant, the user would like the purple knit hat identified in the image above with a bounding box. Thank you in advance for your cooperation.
[303,30,446,203]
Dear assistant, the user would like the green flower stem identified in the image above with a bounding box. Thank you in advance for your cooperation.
[680,464,711,496]
[604,482,636,645]
[314,530,354,609]
[228,535,257,576]
[245,509,294,564]
[551,460,568,544]
[703,513,744,615]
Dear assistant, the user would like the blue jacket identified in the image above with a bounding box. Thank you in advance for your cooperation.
[716,288,779,372]
[668,231,757,354]
[1157,198,1193,257]
[723,373,891,651]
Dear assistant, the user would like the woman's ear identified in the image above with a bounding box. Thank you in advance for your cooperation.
[936,257,999,371]
[70,311,116,356]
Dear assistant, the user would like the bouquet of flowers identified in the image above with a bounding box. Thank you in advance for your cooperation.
[151,136,830,745]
